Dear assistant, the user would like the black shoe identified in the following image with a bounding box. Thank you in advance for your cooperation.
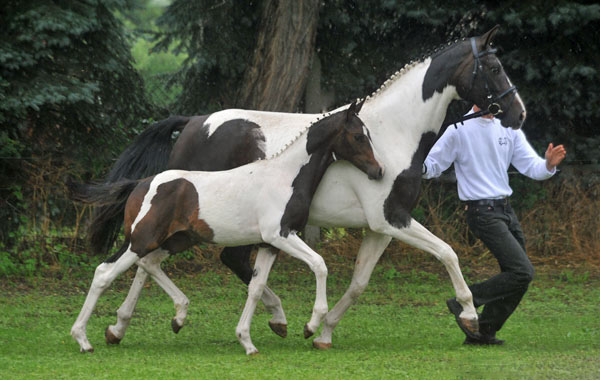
[446,298,481,340]
[463,335,505,346]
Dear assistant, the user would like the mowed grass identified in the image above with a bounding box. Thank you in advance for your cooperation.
[0,266,598,380]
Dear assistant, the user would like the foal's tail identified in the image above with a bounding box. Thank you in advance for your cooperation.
[89,116,190,254]
[66,178,139,208]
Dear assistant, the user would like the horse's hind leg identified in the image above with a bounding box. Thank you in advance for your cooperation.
[221,246,287,337]
[235,246,278,355]
[136,249,189,333]
[105,266,149,344]
[71,249,139,353]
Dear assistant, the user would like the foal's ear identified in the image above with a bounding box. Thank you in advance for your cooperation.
[480,25,500,48]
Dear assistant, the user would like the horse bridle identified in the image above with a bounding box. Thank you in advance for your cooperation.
[442,37,519,129]
[470,37,517,117]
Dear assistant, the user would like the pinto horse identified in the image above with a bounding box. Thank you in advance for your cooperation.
[69,100,383,354]
[87,26,525,350]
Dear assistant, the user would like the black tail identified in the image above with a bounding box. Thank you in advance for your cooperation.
[89,116,190,254]
[66,177,139,207]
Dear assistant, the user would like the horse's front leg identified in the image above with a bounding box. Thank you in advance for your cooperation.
[375,218,478,335]
[235,246,278,355]
[71,249,139,353]
[268,233,329,338]
[313,230,392,349]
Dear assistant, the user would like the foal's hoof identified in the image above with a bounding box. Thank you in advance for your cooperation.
[80,347,94,354]
[171,318,183,334]
[303,324,315,339]
[105,327,121,345]
[312,341,332,350]
[268,321,287,338]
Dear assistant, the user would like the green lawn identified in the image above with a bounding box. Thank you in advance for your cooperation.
[0,266,598,379]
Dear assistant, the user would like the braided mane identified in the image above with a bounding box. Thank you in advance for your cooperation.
[366,38,468,101]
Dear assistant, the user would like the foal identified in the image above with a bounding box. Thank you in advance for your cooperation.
[69,100,383,354]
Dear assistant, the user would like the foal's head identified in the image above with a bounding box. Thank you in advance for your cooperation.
[308,99,384,180]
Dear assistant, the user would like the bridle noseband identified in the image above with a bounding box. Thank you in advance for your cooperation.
[470,37,517,117]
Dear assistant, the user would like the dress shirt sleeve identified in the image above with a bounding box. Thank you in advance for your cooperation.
[511,130,555,180]
[423,127,460,179]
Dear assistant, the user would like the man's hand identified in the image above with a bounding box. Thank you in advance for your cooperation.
[545,143,566,171]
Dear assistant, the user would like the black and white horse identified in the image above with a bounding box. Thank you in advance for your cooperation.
[68,100,383,354]
[86,26,525,350]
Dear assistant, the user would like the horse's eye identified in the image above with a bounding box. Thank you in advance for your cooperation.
[491,67,501,75]
[354,135,366,142]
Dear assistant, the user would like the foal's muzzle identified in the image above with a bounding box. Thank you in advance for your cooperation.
[368,165,384,180]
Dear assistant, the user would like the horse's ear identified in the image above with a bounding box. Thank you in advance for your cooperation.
[480,25,500,47]
[346,100,358,121]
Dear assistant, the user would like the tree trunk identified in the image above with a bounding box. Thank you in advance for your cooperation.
[236,0,320,112]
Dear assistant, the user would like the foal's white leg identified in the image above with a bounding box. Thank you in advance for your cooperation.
[71,249,139,353]
[268,234,329,337]
[135,249,190,333]
[236,247,278,355]
[261,286,287,337]
[313,230,391,349]
[105,266,149,344]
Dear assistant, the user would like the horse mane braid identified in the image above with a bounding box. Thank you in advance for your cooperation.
[367,38,465,101]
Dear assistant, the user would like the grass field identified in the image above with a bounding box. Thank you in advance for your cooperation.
[1,264,598,380]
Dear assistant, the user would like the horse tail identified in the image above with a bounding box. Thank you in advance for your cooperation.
[90,116,190,254]
[66,178,140,207]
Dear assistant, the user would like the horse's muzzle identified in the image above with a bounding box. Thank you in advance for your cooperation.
[368,166,384,180]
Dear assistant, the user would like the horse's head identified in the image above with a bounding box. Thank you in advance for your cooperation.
[452,26,526,129]
[331,99,384,180]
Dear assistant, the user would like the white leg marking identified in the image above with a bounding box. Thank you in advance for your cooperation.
[314,230,391,347]
[236,247,278,355]
[71,249,139,352]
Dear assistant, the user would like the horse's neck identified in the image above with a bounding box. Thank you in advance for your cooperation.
[271,133,333,200]
[360,60,458,163]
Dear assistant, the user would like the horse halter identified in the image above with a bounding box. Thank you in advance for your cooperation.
[470,37,517,116]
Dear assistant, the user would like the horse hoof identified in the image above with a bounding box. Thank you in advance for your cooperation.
[171,318,183,334]
[268,321,287,338]
[80,347,94,353]
[105,327,121,345]
[247,349,260,356]
[303,324,314,339]
[459,317,480,339]
[312,341,332,350]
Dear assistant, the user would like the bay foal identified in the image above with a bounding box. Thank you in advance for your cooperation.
[69,100,383,354]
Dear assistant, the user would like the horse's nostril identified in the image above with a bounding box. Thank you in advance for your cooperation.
[519,110,526,121]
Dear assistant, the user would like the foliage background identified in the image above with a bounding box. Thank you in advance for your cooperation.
[0,0,598,276]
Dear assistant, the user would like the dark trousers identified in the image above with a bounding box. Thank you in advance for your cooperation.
[465,201,534,335]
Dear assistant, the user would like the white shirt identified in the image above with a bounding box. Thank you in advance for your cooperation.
[423,110,555,201]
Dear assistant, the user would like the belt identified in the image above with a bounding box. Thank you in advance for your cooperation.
[464,198,508,209]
